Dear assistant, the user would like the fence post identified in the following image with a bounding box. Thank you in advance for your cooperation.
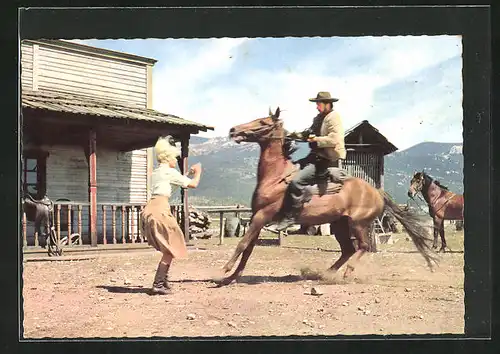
[219,211,224,245]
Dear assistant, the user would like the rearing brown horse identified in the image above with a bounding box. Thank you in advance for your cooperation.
[408,171,464,252]
[218,107,437,286]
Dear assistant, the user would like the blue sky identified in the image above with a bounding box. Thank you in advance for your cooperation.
[71,36,463,150]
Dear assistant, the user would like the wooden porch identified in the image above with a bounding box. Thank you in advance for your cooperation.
[21,89,213,250]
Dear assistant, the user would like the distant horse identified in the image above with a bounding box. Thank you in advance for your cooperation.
[408,171,464,252]
[217,107,437,286]
[22,194,62,256]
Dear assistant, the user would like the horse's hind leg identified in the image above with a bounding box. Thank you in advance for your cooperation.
[432,218,441,249]
[438,220,448,253]
[328,218,356,272]
[343,223,370,279]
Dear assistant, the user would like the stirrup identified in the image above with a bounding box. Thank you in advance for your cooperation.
[275,216,296,232]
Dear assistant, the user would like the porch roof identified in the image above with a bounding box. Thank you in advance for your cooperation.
[22,89,214,132]
[344,120,398,156]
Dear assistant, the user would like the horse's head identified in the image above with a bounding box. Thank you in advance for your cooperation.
[229,107,283,144]
[408,171,426,198]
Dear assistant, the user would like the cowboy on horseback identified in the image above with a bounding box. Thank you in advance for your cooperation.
[275,91,347,231]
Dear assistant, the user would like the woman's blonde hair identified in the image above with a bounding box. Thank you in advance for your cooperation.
[155,136,180,164]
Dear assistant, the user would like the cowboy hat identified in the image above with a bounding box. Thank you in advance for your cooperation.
[155,136,180,160]
[309,91,339,103]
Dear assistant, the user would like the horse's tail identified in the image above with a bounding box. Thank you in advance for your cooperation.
[379,190,438,270]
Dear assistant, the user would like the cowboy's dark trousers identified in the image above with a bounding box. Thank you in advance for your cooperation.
[275,157,337,231]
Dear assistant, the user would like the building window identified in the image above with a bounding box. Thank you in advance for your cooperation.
[22,151,47,199]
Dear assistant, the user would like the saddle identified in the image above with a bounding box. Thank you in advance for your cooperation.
[24,194,54,211]
[281,164,351,197]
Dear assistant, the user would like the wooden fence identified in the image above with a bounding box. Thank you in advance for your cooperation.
[22,201,183,248]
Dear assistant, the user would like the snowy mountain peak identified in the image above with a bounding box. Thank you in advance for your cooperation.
[449,145,463,155]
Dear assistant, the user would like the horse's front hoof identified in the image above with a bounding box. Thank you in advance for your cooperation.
[215,276,235,287]
[438,247,447,253]
[343,266,354,280]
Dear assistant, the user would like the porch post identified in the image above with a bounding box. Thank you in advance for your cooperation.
[379,154,385,190]
[178,136,190,243]
[88,129,98,247]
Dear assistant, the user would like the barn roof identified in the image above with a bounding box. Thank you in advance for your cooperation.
[22,89,214,132]
[344,120,398,156]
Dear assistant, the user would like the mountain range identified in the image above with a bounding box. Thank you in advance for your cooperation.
[169,137,463,206]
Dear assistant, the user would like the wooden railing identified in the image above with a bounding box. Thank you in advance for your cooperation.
[22,201,183,247]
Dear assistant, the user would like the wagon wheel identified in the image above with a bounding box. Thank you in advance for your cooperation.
[47,228,63,257]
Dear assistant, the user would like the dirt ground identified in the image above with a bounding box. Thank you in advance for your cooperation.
[22,226,464,338]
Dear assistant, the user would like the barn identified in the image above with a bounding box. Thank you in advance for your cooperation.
[21,39,213,250]
[343,120,398,250]
[343,119,398,189]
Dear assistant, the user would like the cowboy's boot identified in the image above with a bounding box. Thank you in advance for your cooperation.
[275,195,304,232]
[150,262,172,295]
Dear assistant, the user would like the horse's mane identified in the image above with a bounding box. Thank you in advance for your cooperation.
[422,171,449,190]
[283,139,297,160]
[433,180,449,190]
[282,129,298,160]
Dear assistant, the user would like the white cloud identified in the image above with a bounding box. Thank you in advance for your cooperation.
[152,38,251,120]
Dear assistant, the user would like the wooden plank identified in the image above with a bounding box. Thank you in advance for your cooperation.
[78,205,83,245]
[380,155,385,190]
[102,205,107,245]
[219,212,225,245]
[38,69,147,94]
[37,79,147,105]
[32,44,39,90]
[88,129,98,247]
[112,205,117,244]
[55,205,61,246]
[67,205,72,247]
[23,242,153,256]
[146,64,153,109]
[37,61,147,85]
[22,213,27,247]
[121,207,126,244]
[39,45,148,77]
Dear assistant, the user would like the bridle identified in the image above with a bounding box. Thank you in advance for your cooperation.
[238,117,287,142]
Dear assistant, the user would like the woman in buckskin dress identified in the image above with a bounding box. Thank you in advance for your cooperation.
[141,136,202,295]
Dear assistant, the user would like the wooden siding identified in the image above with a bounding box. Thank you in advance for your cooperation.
[46,145,89,202]
[97,149,148,204]
[21,42,34,91]
[21,41,148,107]
[343,151,382,188]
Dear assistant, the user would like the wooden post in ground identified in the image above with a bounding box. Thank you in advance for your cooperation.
[88,129,98,247]
[219,212,225,245]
